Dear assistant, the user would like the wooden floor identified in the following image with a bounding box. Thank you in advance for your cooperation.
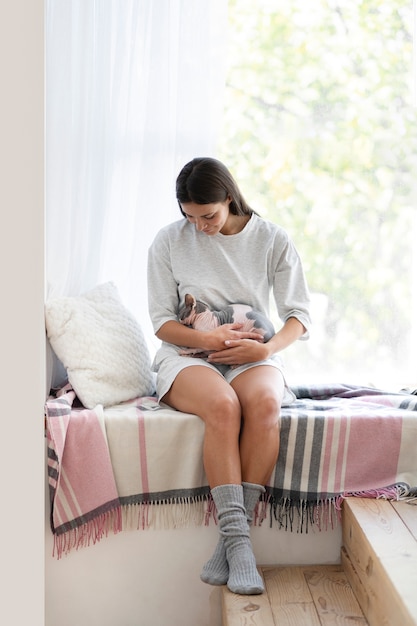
[222,498,417,626]
[223,564,368,625]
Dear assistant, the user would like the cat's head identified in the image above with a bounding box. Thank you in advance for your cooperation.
[178,294,208,326]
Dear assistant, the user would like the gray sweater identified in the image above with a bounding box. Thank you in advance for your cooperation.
[147,214,311,345]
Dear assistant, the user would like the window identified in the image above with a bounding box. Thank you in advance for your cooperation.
[218,0,417,389]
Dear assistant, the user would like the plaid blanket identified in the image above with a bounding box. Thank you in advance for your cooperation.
[46,383,417,558]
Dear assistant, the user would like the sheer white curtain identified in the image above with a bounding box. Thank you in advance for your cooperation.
[46,0,228,343]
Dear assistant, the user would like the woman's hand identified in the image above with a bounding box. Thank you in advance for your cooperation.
[206,317,307,365]
[207,336,270,366]
[205,323,265,353]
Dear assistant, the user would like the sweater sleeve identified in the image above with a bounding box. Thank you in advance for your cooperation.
[147,229,180,334]
[271,232,311,340]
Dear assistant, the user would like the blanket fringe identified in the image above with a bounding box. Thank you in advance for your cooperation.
[262,496,340,534]
[121,496,210,532]
[49,496,351,558]
[51,485,416,558]
[53,507,122,559]
[334,483,409,510]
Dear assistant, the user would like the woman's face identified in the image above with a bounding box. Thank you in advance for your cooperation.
[180,198,232,236]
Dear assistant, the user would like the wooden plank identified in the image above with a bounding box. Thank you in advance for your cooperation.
[304,565,368,625]
[341,547,378,625]
[221,569,276,626]
[390,500,417,542]
[260,565,321,625]
[342,497,417,626]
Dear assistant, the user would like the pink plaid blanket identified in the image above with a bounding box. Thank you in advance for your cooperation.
[46,383,417,558]
[46,387,122,556]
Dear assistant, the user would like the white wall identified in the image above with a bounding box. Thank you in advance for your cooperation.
[0,2,45,625]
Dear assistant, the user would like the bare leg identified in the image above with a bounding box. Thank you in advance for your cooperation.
[200,366,284,586]
[162,364,284,594]
[161,365,243,487]
[230,365,284,485]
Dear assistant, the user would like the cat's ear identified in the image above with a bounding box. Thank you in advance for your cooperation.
[185,293,196,308]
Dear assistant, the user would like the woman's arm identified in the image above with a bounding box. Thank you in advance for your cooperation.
[263,316,306,355]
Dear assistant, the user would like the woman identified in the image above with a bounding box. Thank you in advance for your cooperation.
[147,157,311,595]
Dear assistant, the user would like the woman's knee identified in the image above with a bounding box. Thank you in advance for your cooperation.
[230,365,284,424]
[262,392,281,417]
[203,391,241,433]
[244,392,281,429]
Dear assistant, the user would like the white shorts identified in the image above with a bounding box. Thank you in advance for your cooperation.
[152,343,296,406]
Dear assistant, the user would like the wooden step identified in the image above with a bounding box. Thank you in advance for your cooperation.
[342,497,417,626]
[222,564,368,625]
[222,497,417,625]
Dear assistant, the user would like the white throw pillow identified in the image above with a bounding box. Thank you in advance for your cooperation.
[45,282,155,408]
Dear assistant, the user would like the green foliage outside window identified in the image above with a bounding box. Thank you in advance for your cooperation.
[218,0,417,386]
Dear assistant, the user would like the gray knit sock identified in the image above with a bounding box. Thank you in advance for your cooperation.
[206,484,264,595]
[242,481,266,526]
[200,482,265,586]
[200,532,229,586]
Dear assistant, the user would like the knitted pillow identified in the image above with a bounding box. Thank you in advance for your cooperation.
[45,282,155,408]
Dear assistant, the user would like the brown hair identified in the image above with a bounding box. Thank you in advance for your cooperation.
[176,157,257,217]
